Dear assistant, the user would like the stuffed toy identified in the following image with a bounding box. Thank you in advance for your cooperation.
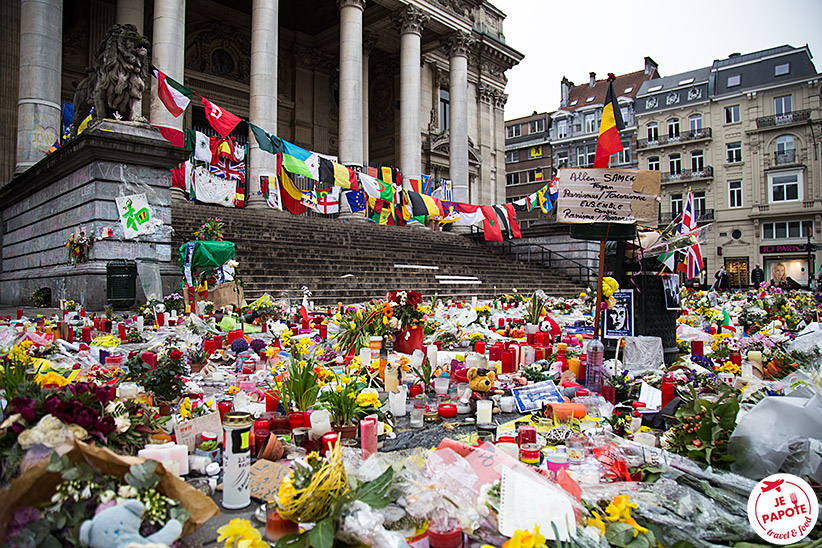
[79,500,183,548]
[466,367,499,413]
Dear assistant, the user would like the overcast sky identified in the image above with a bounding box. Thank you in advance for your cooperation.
[493,0,822,120]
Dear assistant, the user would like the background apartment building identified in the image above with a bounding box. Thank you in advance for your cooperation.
[503,112,552,227]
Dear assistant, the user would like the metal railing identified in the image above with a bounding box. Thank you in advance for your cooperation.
[774,150,796,165]
[660,166,714,182]
[638,127,712,149]
[658,209,714,224]
[756,109,811,129]
[505,241,596,284]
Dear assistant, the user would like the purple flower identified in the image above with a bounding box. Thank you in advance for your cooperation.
[10,397,34,414]
[93,385,111,405]
[96,416,116,436]
[43,394,62,415]
[75,407,99,430]
[10,422,24,436]
[249,339,267,355]
[70,382,90,395]
[54,400,83,422]
[231,338,249,354]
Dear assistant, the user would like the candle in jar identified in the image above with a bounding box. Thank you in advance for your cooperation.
[321,432,340,455]
[691,339,704,356]
[476,400,492,424]
[360,414,378,460]
[501,350,514,373]
[474,340,486,354]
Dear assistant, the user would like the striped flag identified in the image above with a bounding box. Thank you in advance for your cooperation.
[152,67,192,117]
[676,190,704,280]
[420,174,435,195]
[593,74,625,168]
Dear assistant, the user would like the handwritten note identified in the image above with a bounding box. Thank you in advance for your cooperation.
[173,412,222,452]
[249,459,291,502]
[556,168,660,225]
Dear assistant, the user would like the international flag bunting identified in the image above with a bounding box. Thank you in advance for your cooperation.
[721,309,737,333]
[61,102,73,143]
[503,203,522,238]
[318,157,358,191]
[249,123,285,155]
[535,185,553,214]
[234,183,245,208]
[593,74,625,168]
[200,97,242,138]
[358,172,395,201]
[480,206,503,242]
[420,174,435,195]
[343,189,366,213]
[281,140,319,179]
[380,167,394,186]
[316,185,340,214]
[676,190,704,280]
[209,158,245,184]
[370,198,395,225]
[548,175,559,203]
[453,204,484,226]
[493,205,512,239]
[152,67,193,117]
[184,130,212,162]
[278,156,307,215]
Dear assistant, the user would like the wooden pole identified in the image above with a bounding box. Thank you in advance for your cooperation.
[593,239,606,338]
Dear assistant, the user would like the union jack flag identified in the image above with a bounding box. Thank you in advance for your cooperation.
[677,190,703,280]
[210,158,245,184]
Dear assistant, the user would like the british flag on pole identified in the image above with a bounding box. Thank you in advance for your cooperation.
[676,190,704,280]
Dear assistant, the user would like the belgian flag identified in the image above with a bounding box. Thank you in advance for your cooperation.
[593,74,625,168]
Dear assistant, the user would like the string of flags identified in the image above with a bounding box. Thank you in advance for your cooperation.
[151,67,560,241]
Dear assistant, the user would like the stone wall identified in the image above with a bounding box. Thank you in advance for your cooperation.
[511,227,599,287]
[0,121,187,309]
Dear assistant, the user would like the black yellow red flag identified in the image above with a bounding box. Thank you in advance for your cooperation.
[593,74,625,168]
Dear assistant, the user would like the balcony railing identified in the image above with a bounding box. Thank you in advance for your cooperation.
[756,109,811,129]
[659,209,714,224]
[774,150,796,165]
[660,166,714,182]
[638,127,712,149]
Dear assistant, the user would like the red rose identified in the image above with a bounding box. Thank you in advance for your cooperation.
[169,349,183,362]
[407,291,422,306]
[96,416,116,436]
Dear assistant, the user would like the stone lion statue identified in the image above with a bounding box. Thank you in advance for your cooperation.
[70,24,150,137]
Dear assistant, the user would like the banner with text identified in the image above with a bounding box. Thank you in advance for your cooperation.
[556,168,660,225]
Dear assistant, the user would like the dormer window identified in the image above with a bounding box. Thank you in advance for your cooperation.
[585,96,595,103]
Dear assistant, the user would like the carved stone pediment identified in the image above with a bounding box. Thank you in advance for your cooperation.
[428,130,482,164]
[185,21,251,84]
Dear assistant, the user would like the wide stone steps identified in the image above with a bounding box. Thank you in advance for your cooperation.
[171,202,585,306]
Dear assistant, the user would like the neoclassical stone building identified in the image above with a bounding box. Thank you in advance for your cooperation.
[2,0,522,207]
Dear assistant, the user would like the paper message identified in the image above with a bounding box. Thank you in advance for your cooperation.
[512,380,564,413]
[556,168,660,225]
[173,412,222,452]
[249,459,291,502]
[115,193,158,238]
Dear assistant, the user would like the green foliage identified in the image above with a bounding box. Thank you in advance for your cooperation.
[31,287,51,308]
[666,385,740,468]
[285,359,320,413]
[525,291,546,325]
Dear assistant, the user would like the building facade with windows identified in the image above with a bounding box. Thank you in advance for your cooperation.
[503,112,551,226]
[635,66,715,282]
[547,58,659,178]
[709,45,820,288]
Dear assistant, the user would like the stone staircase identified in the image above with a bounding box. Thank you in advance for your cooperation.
[171,203,585,306]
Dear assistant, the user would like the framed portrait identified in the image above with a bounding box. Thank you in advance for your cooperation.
[604,289,634,339]
[661,273,681,311]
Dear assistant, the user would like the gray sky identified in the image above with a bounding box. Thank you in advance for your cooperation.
[493,0,822,120]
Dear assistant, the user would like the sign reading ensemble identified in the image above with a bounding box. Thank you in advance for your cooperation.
[556,169,661,225]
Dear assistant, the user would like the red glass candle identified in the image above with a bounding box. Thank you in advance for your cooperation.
[535,347,545,361]
[16,309,23,320]
[319,323,328,339]
[82,327,92,344]
[545,343,553,356]
[118,323,126,340]
[409,384,423,397]
[661,379,676,408]
[287,411,304,431]
[474,340,486,354]
[708,326,717,335]
[301,317,309,330]
[269,414,290,434]
[517,424,537,445]
[217,399,232,421]
[264,391,279,413]
[497,317,505,328]
[141,351,157,368]
[204,339,215,355]
[488,345,502,362]
[501,350,515,374]
[265,508,299,541]
[428,523,463,548]
[729,353,742,366]
[213,335,223,349]
[526,332,536,345]
[321,432,340,453]
[254,419,270,454]
[535,332,545,346]
[691,340,703,356]
[438,403,457,418]
[156,312,164,326]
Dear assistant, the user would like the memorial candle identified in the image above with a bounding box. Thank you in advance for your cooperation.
[691,340,703,356]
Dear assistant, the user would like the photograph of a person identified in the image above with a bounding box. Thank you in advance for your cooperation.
[604,290,634,339]
[661,273,681,311]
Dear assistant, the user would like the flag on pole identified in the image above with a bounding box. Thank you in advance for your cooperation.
[593,74,625,168]
[721,309,737,333]
[152,67,193,117]
[200,97,242,138]
[676,190,704,280]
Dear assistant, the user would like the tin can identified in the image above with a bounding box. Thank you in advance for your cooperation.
[519,443,541,465]
[222,411,253,509]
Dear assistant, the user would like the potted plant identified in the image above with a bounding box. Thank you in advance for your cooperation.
[194,439,221,463]
[319,375,361,438]
[282,341,320,416]
[386,290,427,354]
[524,291,546,333]
[187,345,208,374]
[410,356,436,395]
[193,217,225,241]
[332,302,388,358]
[122,342,186,415]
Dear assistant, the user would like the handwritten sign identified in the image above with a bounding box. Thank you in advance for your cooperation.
[249,459,291,502]
[556,168,660,225]
[115,193,157,238]
[173,412,222,452]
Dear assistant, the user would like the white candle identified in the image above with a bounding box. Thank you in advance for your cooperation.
[426,345,438,368]
[476,400,492,424]
[136,316,144,331]
[389,387,407,416]
[309,409,332,439]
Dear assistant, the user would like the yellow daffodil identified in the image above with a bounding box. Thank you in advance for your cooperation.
[278,476,295,506]
[502,526,547,548]
[356,391,381,408]
[350,321,357,330]
[605,495,638,522]
[227,386,240,395]
[587,511,606,536]
[216,518,267,548]
[35,371,69,387]
[180,397,192,420]
[624,516,648,538]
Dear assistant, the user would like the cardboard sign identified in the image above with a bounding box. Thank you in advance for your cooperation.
[556,168,660,225]
[249,459,291,502]
[115,193,157,238]
[173,412,222,452]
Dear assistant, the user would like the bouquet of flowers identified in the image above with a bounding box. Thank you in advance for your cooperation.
[65,231,96,264]
[385,290,426,331]
[193,217,224,240]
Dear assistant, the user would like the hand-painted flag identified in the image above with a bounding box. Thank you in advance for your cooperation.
[152,67,193,117]
[210,136,241,163]
[278,156,307,215]
[201,97,242,138]
[342,189,366,213]
[262,175,282,210]
[209,158,245,184]
[248,123,285,155]
[301,189,318,210]
[593,74,625,168]
[503,203,522,238]
[234,182,245,208]
[366,166,379,178]
[480,205,503,242]
[536,185,553,214]
[358,172,395,201]
[381,166,394,185]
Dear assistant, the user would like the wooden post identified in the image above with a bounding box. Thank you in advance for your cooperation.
[593,239,606,339]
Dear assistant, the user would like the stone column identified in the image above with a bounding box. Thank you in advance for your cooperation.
[338,0,364,166]
[149,0,185,134]
[447,31,473,203]
[15,0,63,174]
[396,6,427,187]
[362,33,377,167]
[247,0,278,208]
[116,0,144,32]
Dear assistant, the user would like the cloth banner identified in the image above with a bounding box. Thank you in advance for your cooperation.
[192,165,236,207]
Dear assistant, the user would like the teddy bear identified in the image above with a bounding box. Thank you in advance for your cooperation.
[465,367,501,413]
[79,500,183,548]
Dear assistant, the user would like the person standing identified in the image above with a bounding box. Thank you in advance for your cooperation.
[713,265,730,292]
[750,264,765,288]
